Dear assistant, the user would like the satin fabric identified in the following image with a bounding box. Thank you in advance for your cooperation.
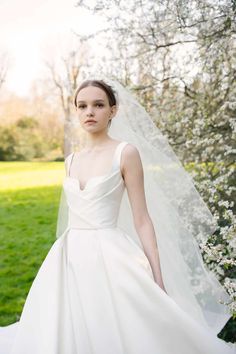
[0,141,235,353]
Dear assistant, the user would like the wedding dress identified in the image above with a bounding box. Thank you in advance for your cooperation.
[0,140,235,354]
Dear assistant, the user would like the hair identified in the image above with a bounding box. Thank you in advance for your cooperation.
[74,79,117,108]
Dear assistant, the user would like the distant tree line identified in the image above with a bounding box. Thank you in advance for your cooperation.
[0,116,63,161]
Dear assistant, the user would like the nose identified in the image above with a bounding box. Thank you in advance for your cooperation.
[86,105,94,116]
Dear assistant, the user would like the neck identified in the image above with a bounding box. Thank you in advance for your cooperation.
[85,133,112,151]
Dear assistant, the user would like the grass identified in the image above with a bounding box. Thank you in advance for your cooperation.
[0,161,65,325]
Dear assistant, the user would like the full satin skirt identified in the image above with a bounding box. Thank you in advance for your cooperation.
[0,227,235,354]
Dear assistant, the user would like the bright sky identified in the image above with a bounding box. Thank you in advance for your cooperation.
[0,0,104,96]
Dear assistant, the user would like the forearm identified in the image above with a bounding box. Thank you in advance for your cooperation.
[135,216,167,293]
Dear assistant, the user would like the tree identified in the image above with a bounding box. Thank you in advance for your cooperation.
[45,37,90,156]
[0,51,10,91]
[0,117,46,161]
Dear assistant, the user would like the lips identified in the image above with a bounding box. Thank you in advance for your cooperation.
[85,119,97,123]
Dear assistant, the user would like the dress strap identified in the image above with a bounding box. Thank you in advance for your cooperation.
[65,152,75,177]
[112,141,129,171]
[66,142,128,176]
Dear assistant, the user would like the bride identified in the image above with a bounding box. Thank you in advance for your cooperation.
[0,78,234,353]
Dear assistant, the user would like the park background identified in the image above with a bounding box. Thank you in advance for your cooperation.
[0,0,235,344]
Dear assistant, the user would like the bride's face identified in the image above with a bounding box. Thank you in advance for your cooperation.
[75,86,116,132]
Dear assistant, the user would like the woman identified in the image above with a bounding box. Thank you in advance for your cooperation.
[0,79,234,353]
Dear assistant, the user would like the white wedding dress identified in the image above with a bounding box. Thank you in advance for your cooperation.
[0,141,235,354]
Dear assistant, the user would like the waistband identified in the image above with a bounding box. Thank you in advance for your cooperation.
[68,225,118,230]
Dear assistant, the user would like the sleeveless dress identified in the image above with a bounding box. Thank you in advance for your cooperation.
[0,141,235,354]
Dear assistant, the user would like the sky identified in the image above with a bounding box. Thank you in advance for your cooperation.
[0,0,104,96]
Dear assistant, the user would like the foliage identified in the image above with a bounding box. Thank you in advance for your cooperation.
[0,117,49,161]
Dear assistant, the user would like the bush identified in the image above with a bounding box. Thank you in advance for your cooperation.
[0,117,49,161]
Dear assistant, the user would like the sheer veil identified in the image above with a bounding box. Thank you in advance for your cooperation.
[56,77,232,336]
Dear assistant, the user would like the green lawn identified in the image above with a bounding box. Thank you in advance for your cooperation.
[0,161,65,325]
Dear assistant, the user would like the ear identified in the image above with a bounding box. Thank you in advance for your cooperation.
[110,105,117,118]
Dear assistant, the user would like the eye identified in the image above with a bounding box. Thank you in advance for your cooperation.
[78,104,86,109]
[96,103,104,107]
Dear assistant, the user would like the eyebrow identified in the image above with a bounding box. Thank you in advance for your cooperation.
[77,99,105,103]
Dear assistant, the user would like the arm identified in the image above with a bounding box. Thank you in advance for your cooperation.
[121,144,168,294]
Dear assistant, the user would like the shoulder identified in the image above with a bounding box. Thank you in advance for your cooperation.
[122,142,141,159]
[121,143,142,173]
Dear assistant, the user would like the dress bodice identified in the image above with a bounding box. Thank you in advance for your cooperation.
[63,141,128,229]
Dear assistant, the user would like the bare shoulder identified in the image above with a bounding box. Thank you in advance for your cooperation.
[123,143,140,156]
[122,143,141,160]
[121,143,142,174]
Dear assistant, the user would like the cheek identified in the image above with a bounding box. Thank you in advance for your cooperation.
[101,107,111,115]
[76,110,85,117]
